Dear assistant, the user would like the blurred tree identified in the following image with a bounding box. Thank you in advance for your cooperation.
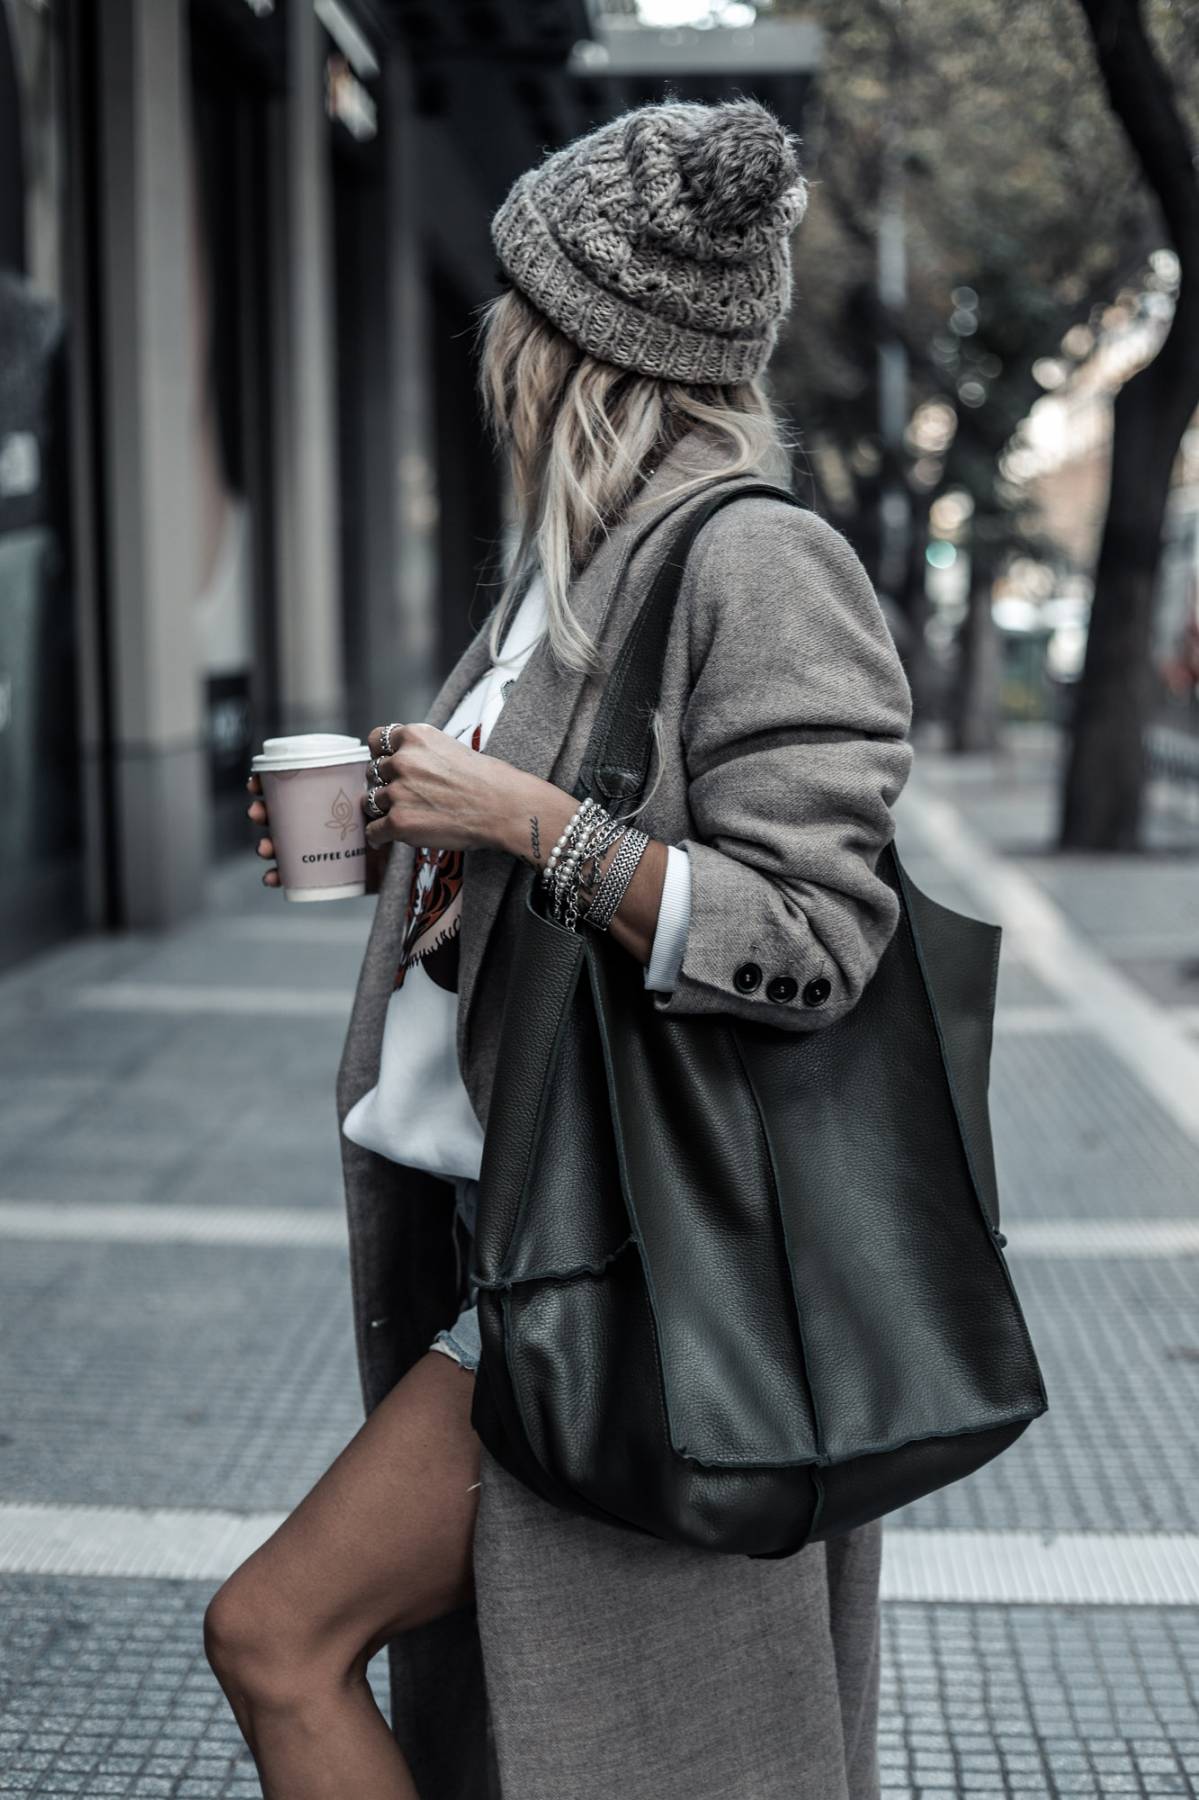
[1059,0,1199,848]
[768,0,1198,767]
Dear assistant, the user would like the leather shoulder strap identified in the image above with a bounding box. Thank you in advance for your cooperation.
[574,480,805,813]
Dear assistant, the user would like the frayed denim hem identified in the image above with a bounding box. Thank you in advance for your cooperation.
[430,1303,482,1374]
[428,1174,482,1373]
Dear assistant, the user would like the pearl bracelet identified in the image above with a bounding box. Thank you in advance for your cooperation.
[541,798,596,898]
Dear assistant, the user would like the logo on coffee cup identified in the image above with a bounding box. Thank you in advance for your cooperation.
[326,788,358,842]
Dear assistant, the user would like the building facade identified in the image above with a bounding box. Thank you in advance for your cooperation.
[0,0,818,970]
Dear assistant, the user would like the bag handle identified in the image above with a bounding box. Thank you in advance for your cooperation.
[572,480,804,814]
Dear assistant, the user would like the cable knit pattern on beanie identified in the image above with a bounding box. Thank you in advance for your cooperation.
[491,99,809,384]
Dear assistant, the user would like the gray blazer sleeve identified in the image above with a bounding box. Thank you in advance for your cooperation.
[649,495,913,1032]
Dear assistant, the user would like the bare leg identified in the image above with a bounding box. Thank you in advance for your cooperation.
[204,1351,480,1800]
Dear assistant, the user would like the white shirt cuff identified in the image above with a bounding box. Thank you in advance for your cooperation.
[644,844,691,994]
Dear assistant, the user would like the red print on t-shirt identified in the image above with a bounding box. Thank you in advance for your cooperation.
[393,719,486,996]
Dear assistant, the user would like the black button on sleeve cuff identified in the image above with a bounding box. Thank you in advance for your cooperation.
[802,977,832,1007]
[733,961,762,993]
[766,975,798,1003]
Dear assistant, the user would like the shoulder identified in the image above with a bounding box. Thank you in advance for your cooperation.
[680,492,897,665]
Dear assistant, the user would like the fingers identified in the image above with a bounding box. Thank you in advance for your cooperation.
[255,834,280,886]
[246,775,278,887]
[362,782,393,819]
[366,722,405,760]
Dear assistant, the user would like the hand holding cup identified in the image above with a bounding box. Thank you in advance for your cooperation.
[361,720,530,853]
[246,774,279,888]
[248,734,372,902]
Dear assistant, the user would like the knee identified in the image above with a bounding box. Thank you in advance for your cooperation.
[205,1571,336,1714]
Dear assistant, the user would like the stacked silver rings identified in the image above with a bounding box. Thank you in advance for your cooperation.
[366,725,401,822]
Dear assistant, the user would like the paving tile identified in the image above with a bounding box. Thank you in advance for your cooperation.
[0,1577,388,1797]
[2,1584,1195,1800]
[0,1241,363,1510]
[989,1032,1199,1224]
[880,1604,1199,1799]
[897,1253,1199,1532]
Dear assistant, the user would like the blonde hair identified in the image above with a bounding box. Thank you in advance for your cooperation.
[471,284,788,676]
[477,287,792,682]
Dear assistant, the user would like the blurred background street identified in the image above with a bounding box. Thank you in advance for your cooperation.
[1,0,1198,1795]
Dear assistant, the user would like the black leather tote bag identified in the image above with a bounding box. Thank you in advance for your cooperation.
[470,483,1048,1559]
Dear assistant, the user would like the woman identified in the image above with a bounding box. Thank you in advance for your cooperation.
[209,98,913,1800]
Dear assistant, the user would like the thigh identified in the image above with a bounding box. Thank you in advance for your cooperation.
[230,1350,481,1666]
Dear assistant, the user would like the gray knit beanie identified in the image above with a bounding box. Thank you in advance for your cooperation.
[491,98,808,386]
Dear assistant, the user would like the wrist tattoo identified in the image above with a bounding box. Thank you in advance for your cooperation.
[527,814,542,870]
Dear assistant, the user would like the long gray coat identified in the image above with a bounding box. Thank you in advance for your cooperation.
[336,429,914,1800]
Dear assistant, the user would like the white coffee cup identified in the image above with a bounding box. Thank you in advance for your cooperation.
[250,734,371,902]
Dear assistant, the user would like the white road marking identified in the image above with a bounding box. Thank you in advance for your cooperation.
[72,982,351,1017]
[0,1502,285,1581]
[1,1503,1195,1603]
[0,1201,346,1247]
[1004,1220,1199,1258]
[992,1007,1076,1035]
[900,785,1199,1146]
[882,1528,1199,1607]
[0,1201,1194,1258]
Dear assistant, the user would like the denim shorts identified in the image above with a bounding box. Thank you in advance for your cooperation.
[429,1176,481,1374]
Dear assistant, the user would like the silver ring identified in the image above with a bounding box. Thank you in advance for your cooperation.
[379,722,401,757]
[364,786,387,821]
[366,757,382,787]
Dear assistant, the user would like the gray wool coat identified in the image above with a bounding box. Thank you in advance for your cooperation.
[335,429,914,1800]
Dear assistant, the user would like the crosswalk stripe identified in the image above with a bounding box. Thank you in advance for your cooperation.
[882,1528,1199,1607]
[0,1201,346,1247]
[0,1202,1195,1258]
[0,1503,1195,1602]
[72,983,351,1017]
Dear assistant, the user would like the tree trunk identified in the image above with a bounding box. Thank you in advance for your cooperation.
[1059,371,1179,845]
[951,553,1003,754]
[1059,0,1199,848]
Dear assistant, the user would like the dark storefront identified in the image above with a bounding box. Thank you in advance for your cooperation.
[189,2,285,855]
[0,0,82,968]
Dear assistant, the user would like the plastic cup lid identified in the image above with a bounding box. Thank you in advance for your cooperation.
[251,733,370,772]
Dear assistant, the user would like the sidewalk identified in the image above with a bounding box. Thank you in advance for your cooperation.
[0,731,1196,1798]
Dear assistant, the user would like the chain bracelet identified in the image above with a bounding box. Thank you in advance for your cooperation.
[556,806,619,928]
[552,811,597,919]
[577,816,625,902]
[566,815,625,932]
[586,827,650,932]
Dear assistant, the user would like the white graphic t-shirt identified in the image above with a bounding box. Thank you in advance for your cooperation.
[342,570,692,1183]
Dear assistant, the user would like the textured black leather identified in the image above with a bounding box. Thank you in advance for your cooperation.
[470,485,1048,1557]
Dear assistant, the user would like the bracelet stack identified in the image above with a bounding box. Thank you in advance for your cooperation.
[540,798,650,934]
